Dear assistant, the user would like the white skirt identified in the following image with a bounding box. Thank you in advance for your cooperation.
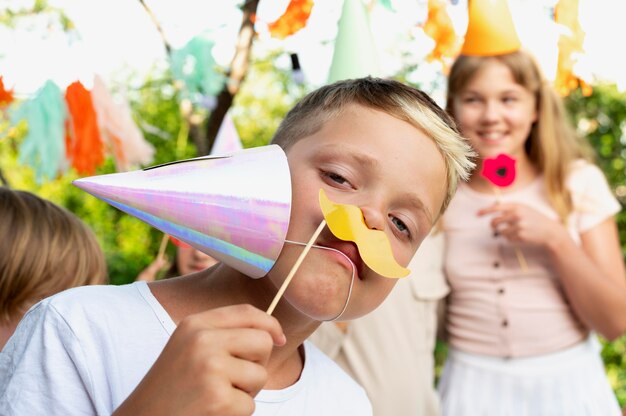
[437,336,621,416]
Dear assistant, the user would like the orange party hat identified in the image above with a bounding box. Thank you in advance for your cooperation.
[461,0,521,56]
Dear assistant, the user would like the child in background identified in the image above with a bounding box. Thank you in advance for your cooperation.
[0,77,474,416]
[136,237,219,282]
[438,47,626,416]
[0,187,107,350]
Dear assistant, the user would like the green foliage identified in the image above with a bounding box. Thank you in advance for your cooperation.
[233,49,309,148]
[564,84,626,261]
[0,0,74,31]
[564,84,626,406]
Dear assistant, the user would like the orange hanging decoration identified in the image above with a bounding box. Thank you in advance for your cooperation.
[423,0,461,67]
[65,81,105,175]
[0,76,14,107]
[268,0,315,39]
[554,0,592,97]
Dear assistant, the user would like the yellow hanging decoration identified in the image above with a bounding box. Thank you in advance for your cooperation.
[423,0,461,67]
[554,0,592,97]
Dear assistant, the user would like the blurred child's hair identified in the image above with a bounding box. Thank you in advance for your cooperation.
[271,77,475,217]
[0,188,107,323]
[446,50,594,221]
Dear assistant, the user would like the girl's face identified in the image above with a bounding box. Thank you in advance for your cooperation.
[266,104,447,321]
[176,246,219,276]
[452,60,537,161]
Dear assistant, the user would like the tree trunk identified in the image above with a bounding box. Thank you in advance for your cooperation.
[202,0,259,155]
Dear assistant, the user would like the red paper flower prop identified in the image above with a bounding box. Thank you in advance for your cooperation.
[481,153,516,187]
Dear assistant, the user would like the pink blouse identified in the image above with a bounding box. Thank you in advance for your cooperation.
[443,161,621,358]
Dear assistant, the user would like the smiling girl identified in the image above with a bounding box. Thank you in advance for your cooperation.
[438,49,626,415]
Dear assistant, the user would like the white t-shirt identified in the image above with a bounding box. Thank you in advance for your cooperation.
[0,282,372,416]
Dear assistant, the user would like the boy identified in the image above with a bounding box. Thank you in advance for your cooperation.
[0,77,473,415]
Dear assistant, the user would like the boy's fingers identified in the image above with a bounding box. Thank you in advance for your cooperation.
[222,356,269,395]
[222,388,257,416]
[220,328,275,364]
[183,304,286,346]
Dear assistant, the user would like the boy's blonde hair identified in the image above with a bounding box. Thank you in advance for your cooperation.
[447,51,594,221]
[0,188,107,323]
[271,77,475,217]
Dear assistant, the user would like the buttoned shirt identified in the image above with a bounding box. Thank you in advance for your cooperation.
[443,161,621,358]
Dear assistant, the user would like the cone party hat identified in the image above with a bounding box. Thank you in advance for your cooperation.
[461,0,521,56]
[74,145,292,278]
[327,0,381,83]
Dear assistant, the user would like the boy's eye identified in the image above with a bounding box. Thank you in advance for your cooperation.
[322,171,352,188]
[390,215,411,238]
[328,172,348,184]
[502,96,517,104]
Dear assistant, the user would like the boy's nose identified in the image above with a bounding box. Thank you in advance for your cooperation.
[360,205,386,231]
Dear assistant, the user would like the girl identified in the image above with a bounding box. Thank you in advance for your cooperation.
[438,49,626,414]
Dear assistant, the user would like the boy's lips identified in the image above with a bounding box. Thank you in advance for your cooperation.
[317,240,363,279]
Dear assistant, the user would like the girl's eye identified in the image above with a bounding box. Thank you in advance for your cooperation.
[390,215,411,238]
[463,97,478,104]
[503,96,517,103]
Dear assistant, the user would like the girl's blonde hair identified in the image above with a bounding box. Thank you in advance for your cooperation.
[271,77,476,218]
[0,188,107,323]
[447,51,594,221]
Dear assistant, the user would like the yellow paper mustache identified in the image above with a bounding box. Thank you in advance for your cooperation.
[319,189,410,278]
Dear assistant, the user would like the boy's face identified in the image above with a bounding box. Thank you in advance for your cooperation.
[267,103,447,321]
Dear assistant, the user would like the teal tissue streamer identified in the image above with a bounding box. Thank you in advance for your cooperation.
[11,80,67,183]
[170,33,224,102]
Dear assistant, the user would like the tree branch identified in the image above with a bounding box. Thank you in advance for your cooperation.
[202,0,259,155]
[137,0,172,55]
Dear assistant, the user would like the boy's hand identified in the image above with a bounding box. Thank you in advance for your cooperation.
[113,304,286,416]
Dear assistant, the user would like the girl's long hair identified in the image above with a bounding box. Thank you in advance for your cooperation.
[447,50,594,221]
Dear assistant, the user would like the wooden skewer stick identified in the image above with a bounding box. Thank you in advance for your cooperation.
[157,233,169,262]
[493,187,529,272]
[266,220,327,316]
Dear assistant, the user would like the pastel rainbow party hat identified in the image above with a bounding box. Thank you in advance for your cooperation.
[73,145,292,278]
[461,0,521,56]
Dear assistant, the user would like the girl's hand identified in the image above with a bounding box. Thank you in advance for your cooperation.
[478,203,567,248]
[113,304,286,416]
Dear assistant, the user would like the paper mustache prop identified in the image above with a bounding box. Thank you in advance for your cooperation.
[73,145,292,278]
[319,189,410,278]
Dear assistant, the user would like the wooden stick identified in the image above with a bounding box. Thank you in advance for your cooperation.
[266,220,327,316]
[493,187,529,272]
[514,245,529,272]
[157,233,169,261]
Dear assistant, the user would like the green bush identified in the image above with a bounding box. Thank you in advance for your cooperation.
[565,84,626,406]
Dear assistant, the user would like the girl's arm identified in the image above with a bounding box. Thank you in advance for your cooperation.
[546,217,626,340]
